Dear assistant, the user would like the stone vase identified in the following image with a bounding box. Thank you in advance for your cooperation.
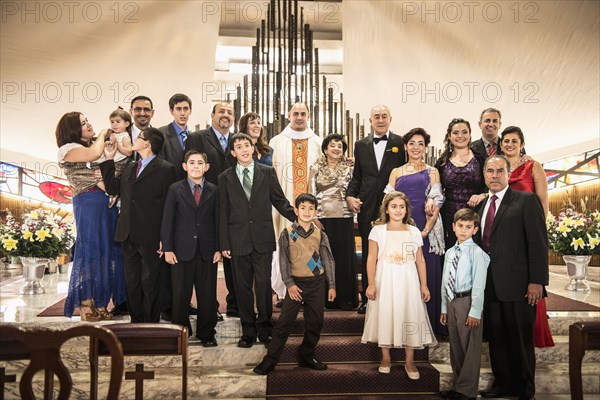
[563,255,592,292]
[19,257,48,295]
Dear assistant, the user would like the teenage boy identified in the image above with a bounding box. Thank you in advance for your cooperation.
[160,150,221,347]
[440,208,490,400]
[253,193,336,375]
[219,133,296,348]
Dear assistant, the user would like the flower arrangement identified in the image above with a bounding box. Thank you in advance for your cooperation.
[1,209,75,259]
[546,200,600,256]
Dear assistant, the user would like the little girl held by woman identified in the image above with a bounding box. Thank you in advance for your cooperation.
[361,191,437,378]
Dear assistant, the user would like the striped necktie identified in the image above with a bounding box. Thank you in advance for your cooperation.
[446,245,461,301]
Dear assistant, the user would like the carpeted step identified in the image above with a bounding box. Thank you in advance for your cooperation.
[278,335,430,363]
[273,310,365,335]
[266,362,439,396]
[268,395,443,400]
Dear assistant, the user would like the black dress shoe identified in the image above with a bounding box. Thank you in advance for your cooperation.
[357,303,367,314]
[258,335,272,347]
[298,357,327,370]
[109,302,129,316]
[481,388,506,398]
[439,390,456,398]
[238,336,254,348]
[253,359,275,375]
[450,393,476,400]
[216,311,224,322]
[189,303,198,315]
[201,336,218,347]
[161,310,172,322]
[226,309,239,318]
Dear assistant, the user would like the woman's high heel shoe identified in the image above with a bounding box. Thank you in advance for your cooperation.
[79,303,101,322]
[96,307,113,320]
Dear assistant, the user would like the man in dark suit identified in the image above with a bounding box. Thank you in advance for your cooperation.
[161,150,220,346]
[100,127,177,323]
[471,108,503,161]
[185,102,238,318]
[219,133,296,348]
[346,105,406,314]
[475,155,548,400]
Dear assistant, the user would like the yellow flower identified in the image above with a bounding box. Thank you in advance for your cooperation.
[29,210,39,220]
[23,230,34,242]
[391,147,399,153]
[570,237,585,251]
[588,234,600,250]
[2,237,18,251]
[52,228,64,238]
[557,223,571,237]
[572,218,585,227]
[546,213,555,225]
[35,228,51,242]
[562,216,574,226]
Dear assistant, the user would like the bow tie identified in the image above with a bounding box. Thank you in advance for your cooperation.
[373,135,388,144]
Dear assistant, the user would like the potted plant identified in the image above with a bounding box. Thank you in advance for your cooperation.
[546,199,600,292]
[1,209,74,294]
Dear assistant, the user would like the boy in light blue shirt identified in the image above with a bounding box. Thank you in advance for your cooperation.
[440,208,490,400]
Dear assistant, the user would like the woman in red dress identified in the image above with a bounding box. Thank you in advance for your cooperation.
[500,126,554,347]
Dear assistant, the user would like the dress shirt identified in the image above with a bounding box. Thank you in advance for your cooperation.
[481,185,508,233]
[187,177,204,195]
[171,122,189,149]
[481,137,499,153]
[373,130,389,169]
[131,124,142,143]
[137,154,156,177]
[235,162,254,186]
[441,238,490,319]
[212,127,229,150]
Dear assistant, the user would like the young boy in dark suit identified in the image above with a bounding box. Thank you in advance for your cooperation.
[219,133,296,348]
[161,150,221,346]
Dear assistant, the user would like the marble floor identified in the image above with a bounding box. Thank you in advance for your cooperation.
[1,262,599,400]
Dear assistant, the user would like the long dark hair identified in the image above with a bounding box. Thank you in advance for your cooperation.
[55,111,88,148]
[238,112,270,156]
[439,118,471,163]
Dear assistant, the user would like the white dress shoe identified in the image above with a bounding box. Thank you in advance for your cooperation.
[405,365,420,380]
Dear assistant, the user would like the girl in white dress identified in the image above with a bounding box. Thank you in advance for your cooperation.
[361,191,437,378]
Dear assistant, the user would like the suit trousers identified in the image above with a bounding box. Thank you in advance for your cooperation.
[222,257,238,312]
[161,259,172,312]
[358,220,373,304]
[171,253,217,340]
[485,281,537,397]
[265,274,326,363]
[447,296,483,398]
[231,251,273,339]
[121,239,163,323]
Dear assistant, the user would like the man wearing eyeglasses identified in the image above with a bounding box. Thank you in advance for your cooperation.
[129,96,155,145]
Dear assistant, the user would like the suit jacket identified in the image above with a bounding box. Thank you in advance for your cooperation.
[100,157,177,245]
[346,132,406,224]
[471,138,503,162]
[184,128,237,185]
[160,179,219,262]
[219,162,295,256]
[158,124,186,180]
[474,187,548,302]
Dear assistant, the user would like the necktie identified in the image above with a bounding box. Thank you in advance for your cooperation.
[373,135,388,145]
[135,160,142,178]
[482,194,498,252]
[194,184,201,206]
[242,168,252,200]
[180,131,188,149]
[219,136,228,152]
[487,142,497,156]
[446,245,462,301]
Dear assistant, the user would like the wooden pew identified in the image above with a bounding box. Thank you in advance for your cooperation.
[569,321,600,400]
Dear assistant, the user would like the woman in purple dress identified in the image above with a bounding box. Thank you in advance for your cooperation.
[434,118,487,250]
[388,128,446,336]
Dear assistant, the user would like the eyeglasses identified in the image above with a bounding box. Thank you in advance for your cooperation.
[132,107,153,113]
[136,135,148,141]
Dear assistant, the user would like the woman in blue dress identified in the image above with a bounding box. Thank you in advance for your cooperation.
[387,128,446,336]
[238,112,273,166]
[56,112,127,321]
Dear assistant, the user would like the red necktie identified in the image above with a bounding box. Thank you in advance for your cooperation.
[488,142,497,156]
[194,184,201,206]
[482,194,498,252]
[135,161,142,178]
